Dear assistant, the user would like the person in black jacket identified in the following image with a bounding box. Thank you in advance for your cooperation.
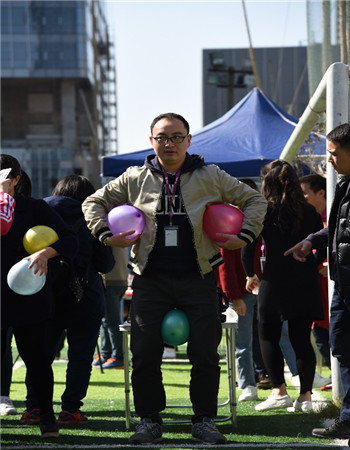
[23,175,115,427]
[243,160,324,414]
[1,155,78,437]
[285,123,350,439]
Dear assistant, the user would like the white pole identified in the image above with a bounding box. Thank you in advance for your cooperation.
[280,62,349,406]
[279,63,349,163]
[326,62,349,405]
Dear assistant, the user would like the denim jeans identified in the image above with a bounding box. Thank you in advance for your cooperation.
[236,293,257,389]
[100,285,127,360]
[279,321,298,376]
[330,283,350,421]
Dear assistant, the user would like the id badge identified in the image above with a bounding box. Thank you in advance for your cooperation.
[164,225,178,247]
[260,256,266,272]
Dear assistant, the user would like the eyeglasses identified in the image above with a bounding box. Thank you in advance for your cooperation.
[152,135,188,144]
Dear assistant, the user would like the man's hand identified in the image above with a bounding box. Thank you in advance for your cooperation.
[0,179,11,193]
[232,298,247,316]
[107,230,141,248]
[283,240,312,262]
[217,234,246,250]
[245,274,260,293]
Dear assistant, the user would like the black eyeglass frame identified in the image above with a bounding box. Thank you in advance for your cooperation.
[151,135,189,144]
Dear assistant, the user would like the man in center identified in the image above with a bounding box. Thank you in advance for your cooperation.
[82,112,267,445]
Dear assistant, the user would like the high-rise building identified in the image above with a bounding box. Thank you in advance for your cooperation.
[1,0,117,197]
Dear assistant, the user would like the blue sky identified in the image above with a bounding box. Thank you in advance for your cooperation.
[105,1,310,154]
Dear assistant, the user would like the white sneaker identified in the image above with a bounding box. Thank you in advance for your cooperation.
[0,396,17,416]
[238,385,258,401]
[162,347,176,359]
[287,399,313,413]
[313,372,331,388]
[255,393,293,411]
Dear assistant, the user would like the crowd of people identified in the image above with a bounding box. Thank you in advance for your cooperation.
[1,118,350,444]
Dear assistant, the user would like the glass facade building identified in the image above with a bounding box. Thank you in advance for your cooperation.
[1,1,94,81]
[1,1,116,198]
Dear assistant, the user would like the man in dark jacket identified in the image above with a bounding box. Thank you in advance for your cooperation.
[285,122,350,439]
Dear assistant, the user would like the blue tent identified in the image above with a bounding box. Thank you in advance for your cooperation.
[102,88,325,178]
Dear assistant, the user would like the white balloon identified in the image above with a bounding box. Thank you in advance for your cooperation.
[7,259,46,296]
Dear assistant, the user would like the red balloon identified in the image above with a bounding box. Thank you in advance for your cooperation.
[203,203,244,243]
[107,205,145,239]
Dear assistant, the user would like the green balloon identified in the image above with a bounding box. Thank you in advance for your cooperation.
[161,309,190,346]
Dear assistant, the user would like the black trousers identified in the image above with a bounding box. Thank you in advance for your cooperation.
[130,270,222,424]
[2,321,55,416]
[258,317,315,394]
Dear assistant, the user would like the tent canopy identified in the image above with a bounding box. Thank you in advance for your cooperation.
[102,88,325,178]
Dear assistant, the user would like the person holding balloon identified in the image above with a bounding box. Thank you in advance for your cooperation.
[82,112,267,445]
[1,154,78,438]
[22,174,115,427]
[1,168,32,417]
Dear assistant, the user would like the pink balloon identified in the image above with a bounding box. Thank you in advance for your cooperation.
[203,203,244,243]
[107,205,145,239]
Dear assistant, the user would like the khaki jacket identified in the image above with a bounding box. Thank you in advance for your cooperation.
[82,155,267,276]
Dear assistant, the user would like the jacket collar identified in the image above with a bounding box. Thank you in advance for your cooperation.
[144,152,205,175]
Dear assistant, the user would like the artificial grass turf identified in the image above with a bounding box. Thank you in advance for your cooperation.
[1,344,341,449]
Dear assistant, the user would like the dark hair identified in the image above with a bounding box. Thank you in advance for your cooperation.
[299,174,326,199]
[16,169,32,197]
[239,178,258,191]
[150,113,190,134]
[0,154,21,179]
[52,174,95,204]
[326,123,350,150]
[261,160,306,234]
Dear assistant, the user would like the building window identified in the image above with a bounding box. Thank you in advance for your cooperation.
[13,42,28,68]
[12,6,27,33]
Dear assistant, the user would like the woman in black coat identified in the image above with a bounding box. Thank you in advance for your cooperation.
[23,175,115,426]
[242,160,324,414]
[1,154,78,437]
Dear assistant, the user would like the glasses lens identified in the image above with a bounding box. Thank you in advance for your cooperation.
[171,136,186,143]
[154,136,167,144]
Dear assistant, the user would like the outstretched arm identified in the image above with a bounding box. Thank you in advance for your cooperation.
[283,239,313,262]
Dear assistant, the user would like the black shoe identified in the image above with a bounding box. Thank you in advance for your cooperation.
[256,372,272,390]
[192,417,227,444]
[40,413,59,438]
[128,418,162,445]
[312,417,350,439]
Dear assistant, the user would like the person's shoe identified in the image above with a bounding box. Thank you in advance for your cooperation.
[256,372,272,390]
[128,418,162,445]
[57,410,88,426]
[313,372,331,388]
[102,357,124,369]
[162,347,176,359]
[40,413,59,438]
[255,393,293,411]
[192,417,227,444]
[0,396,17,416]
[238,385,258,401]
[320,383,332,391]
[287,399,313,413]
[92,354,107,367]
[21,408,41,425]
[312,417,350,438]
